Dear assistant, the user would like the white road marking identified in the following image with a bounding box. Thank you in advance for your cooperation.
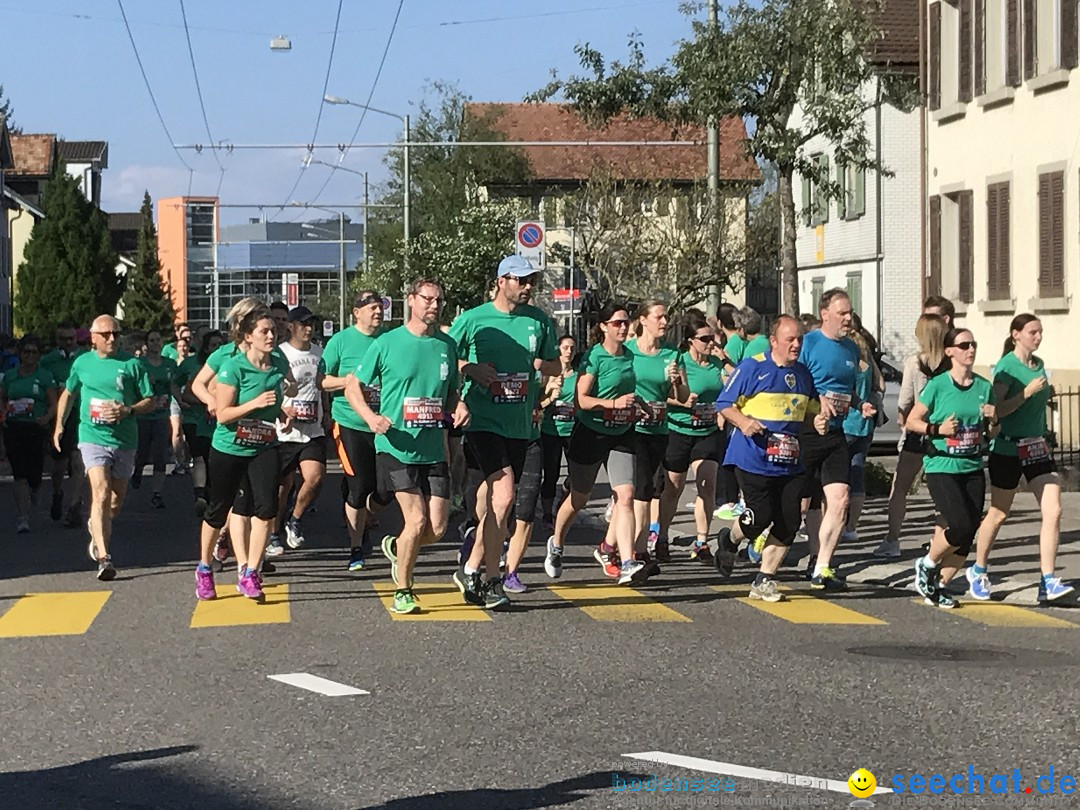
[268,673,369,696]
[622,751,893,795]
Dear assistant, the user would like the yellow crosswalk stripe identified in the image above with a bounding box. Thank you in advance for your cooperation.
[190,584,290,628]
[372,583,492,621]
[918,600,1077,628]
[0,591,112,637]
[713,585,887,625]
[547,584,692,622]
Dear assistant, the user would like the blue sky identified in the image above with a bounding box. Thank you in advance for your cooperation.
[3,0,694,224]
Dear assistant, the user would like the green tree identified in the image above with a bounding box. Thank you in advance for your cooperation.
[0,83,20,133]
[533,0,916,314]
[121,191,176,332]
[362,81,532,306]
[15,166,122,334]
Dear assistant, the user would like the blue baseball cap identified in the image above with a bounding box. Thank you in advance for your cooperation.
[497,255,536,278]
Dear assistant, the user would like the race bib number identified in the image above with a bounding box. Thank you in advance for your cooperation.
[8,398,34,417]
[361,384,381,412]
[1017,436,1050,466]
[822,391,852,418]
[88,398,116,425]
[766,432,800,465]
[403,397,445,429]
[490,373,529,404]
[602,407,636,428]
[152,394,171,412]
[552,400,575,422]
[235,419,275,447]
[292,399,318,423]
[945,424,982,456]
[690,401,716,428]
[637,401,667,427]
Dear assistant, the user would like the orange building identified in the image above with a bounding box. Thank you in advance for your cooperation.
[157,196,219,325]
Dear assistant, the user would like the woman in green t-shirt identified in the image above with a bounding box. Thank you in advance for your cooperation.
[0,335,57,533]
[544,302,646,585]
[658,310,727,563]
[906,327,998,609]
[969,314,1073,602]
[538,334,578,525]
[195,304,296,603]
[178,329,224,517]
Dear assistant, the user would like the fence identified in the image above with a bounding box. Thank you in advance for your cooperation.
[1049,387,1080,471]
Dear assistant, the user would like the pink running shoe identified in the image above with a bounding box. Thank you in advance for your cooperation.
[236,567,265,601]
[195,565,217,600]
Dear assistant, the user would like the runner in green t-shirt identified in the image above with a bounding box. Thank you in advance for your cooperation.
[616,301,684,568]
[54,315,155,581]
[539,335,578,526]
[448,255,559,610]
[906,326,998,609]
[543,302,646,587]
[659,311,728,563]
[321,289,385,570]
[347,277,468,615]
[177,330,224,517]
[42,321,85,526]
[1,335,58,533]
[969,315,1074,602]
[133,330,180,506]
[196,303,297,604]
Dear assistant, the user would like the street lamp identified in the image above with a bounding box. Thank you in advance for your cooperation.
[323,94,410,254]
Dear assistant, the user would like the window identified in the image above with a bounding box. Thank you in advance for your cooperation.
[1023,0,1078,78]
[930,3,943,108]
[846,273,863,315]
[931,190,975,303]
[986,181,1012,300]
[1038,171,1065,297]
[929,1,962,109]
[801,154,830,226]
[838,163,866,220]
[811,278,825,311]
[977,0,1013,92]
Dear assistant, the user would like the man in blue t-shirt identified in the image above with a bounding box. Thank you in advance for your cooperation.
[796,288,876,592]
[714,316,826,602]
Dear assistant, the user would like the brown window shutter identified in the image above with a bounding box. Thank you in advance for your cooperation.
[960,0,974,101]
[1039,171,1066,297]
[999,182,1012,299]
[958,191,974,303]
[987,184,1004,299]
[1063,0,1079,69]
[974,0,987,96]
[1023,0,1037,79]
[930,195,942,297]
[1007,0,1021,85]
[930,3,942,109]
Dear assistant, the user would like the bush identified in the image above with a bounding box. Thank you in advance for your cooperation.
[864,461,893,498]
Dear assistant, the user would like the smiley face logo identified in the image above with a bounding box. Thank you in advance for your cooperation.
[848,768,876,798]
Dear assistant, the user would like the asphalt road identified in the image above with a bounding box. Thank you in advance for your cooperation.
[2,465,1080,810]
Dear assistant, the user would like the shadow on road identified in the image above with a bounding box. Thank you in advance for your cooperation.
[360,770,617,809]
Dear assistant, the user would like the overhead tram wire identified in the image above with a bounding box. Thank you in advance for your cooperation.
[116,0,193,172]
[179,0,225,191]
[275,0,345,216]
[303,0,405,212]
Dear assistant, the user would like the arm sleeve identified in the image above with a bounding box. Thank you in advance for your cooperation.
[322,335,340,375]
[216,357,240,388]
[356,341,382,387]
[65,360,81,393]
[898,355,918,413]
[136,362,154,399]
[540,314,558,360]
[447,313,470,360]
[716,362,748,410]
[446,339,460,394]
[917,377,936,409]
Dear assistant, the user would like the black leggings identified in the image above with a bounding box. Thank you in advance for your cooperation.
[335,424,389,509]
[204,446,281,529]
[926,471,986,557]
[540,432,569,502]
[4,422,46,488]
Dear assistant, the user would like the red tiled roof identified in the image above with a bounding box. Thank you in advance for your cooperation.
[9,133,55,177]
[868,0,920,70]
[465,103,760,184]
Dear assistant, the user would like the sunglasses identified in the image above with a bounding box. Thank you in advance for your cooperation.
[606,319,631,327]
[952,340,978,350]
[692,334,715,344]
[92,331,121,339]
[509,274,542,286]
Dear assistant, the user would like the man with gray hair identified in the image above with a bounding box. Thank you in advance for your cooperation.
[53,315,154,580]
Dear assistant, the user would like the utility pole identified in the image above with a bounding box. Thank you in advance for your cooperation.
[706,0,721,316]
[338,211,346,331]
[363,171,370,278]
[403,114,411,258]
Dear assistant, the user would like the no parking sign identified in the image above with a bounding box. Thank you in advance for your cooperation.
[515,221,546,269]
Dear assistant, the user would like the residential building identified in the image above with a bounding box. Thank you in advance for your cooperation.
[464,102,761,331]
[57,140,108,207]
[792,0,922,363]
[926,0,1079,384]
[157,197,364,327]
[5,133,54,333]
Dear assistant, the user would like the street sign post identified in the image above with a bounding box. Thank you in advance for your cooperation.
[381,296,393,321]
[322,319,334,337]
[515,221,545,269]
[551,288,582,316]
[284,273,299,308]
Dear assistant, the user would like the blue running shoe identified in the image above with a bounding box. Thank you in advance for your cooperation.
[965,567,991,601]
[1038,577,1075,603]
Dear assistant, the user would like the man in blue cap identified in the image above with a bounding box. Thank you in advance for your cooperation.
[448,255,561,609]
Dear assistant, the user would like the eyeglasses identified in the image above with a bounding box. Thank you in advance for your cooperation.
[606,319,631,327]
[415,292,444,305]
[509,274,542,286]
[692,334,715,344]
[952,340,978,350]
[92,331,121,339]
